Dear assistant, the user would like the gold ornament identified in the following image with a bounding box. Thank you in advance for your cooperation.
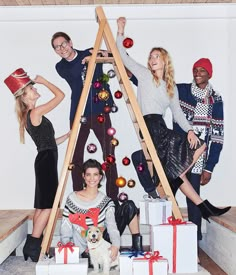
[127,179,136,188]
[98,89,110,101]
[115,176,126,188]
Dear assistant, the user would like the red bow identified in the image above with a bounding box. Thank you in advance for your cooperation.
[166,216,186,226]
[69,208,100,230]
[57,241,74,264]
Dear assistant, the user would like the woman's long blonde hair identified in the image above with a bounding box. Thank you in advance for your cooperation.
[147,47,175,98]
[15,88,28,144]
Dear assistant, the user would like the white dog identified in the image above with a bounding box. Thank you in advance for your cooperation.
[86,226,119,275]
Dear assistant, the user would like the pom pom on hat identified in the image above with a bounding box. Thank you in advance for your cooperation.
[192,58,213,78]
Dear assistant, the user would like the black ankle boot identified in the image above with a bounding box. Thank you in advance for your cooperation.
[197,200,231,222]
[131,234,143,251]
[23,235,42,262]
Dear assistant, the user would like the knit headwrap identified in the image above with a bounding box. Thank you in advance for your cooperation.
[192,58,213,78]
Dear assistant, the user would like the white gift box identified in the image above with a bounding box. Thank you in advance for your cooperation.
[36,257,88,275]
[139,198,172,225]
[55,242,79,264]
[119,251,145,275]
[132,254,168,275]
[150,220,198,273]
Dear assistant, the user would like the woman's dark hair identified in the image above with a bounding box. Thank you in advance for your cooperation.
[51,32,71,49]
[82,159,104,188]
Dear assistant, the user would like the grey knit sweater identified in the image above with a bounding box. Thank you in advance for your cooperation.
[116,34,192,133]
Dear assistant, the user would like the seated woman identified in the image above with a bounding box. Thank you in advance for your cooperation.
[60,159,143,265]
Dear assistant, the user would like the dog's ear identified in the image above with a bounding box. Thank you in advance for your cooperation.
[98,226,105,233]
[81,229,88,238]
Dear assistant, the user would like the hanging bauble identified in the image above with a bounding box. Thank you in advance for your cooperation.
[127,179,136,188]
[117,192,128,202]
[68,163,75,171]
[115,176,126,188]
[106,154,116,164]
[107,69,116,78]
[87,143,97,153]
[111,138,119,147]
[122,156,131,166]
[104,104,111,114]
[123,37,134,48]
[80,116,87,124]
[97,113,105,123]
[98,89,110,101]
[100,73,110,83]
[93,93,99,104]
[114,90,123,99]
[111,104,118,113]
[107,127,116,136]
[137,163,145,172]
[93,80,102,89]
[101,162,110,171]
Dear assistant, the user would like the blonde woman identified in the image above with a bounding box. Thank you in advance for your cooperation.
[4,68,69,262]
[116,17,230,221]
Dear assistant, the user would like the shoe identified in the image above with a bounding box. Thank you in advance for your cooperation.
[131,234,143,251]
[23,235,42,262]
[148,189,160,199]
[197,200,231,223]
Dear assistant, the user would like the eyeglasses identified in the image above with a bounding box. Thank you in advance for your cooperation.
[54,41,69,51]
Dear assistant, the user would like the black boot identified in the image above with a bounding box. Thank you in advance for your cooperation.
[197,200,231,223]
[131,234,143,251]
[81,251,93,268]
[23,235,42,262]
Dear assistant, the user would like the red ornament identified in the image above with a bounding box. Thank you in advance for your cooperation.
[93,81,102,89]
[117,192,128,202]
[137,163,145,172]
[122,156,131,166]
[97,114,105,123]
[123,37,134,48]
[106,154,116,164]
[104,104,111,114]
[87,143,97,153]
[110,138,119,146]
[101,162,110,171]
[115,176,126,188]
[114,90,123,99]
[127,179,136,188]
[107,127,116,136]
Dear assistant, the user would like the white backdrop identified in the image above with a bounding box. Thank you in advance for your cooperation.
[0,4,235,209]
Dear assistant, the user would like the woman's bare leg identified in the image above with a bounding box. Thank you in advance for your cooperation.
[32,209,51,238]
[128,215,140,234]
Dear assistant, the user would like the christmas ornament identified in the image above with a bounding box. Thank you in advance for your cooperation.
[68,163,75,171]
[100,73,109,83]
[107,127,116,136]
[98,89,110,101]
[104,104,111,114]
[137,163,145,172]
[111,104,118,113]
[107,69,116,78]
[93,93,99,104]
[80,116,87,124]
[127,179,136,188]
[101,162,110,171]
[123,37,134,48]
[115,176,126,188]
[110,138,119,146]
[117,192,128,202]
[93,80,102,89]
[122,156,131,166]
[87,143,97,153]
[114,90,123,99]
[97,114,105,123]
[106,154,116,164]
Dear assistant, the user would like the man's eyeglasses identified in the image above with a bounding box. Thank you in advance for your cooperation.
[54,41,69,51]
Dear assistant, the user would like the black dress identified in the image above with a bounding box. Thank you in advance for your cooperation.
[26,110,58,209]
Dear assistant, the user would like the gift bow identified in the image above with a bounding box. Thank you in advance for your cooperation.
[166,216,187,225]
[136,251,165,275]
[57,241,74,264]
[69,208,100,230]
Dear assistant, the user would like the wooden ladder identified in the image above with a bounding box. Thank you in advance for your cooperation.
[40,6,182,257]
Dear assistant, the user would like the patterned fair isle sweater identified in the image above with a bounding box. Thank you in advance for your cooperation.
[60,191,120,254]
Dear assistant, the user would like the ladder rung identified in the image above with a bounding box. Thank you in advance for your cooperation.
[85,56,114,63]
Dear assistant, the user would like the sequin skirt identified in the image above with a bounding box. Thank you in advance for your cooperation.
[34,149,58,209]
[143,114,203,181]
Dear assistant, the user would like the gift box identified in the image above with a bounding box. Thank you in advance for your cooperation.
[139,197,172,225]
[55,242,79,264]
[150,218,198,273]
[132,251,168,275]
[36,257,88,275]
[119,251,145,275]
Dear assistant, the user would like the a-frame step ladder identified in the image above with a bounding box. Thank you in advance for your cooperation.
[40,6,182,257]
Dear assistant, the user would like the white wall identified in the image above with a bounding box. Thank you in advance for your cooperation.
[0,4,235,209]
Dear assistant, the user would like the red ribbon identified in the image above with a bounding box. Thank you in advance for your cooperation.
[69,208,100,230]
[162,216,186,273]
[136,251,165,275]
[57,241,74,264]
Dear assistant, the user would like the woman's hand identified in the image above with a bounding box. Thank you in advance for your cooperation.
[33,75,48,85]
[109,246,119,262]
[117,17,126,34]
[187,130,201,149]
